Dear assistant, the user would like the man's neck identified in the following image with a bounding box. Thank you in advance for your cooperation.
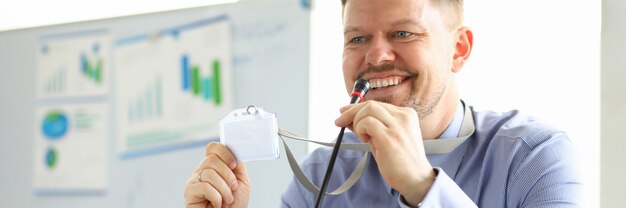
[420,91,459,140]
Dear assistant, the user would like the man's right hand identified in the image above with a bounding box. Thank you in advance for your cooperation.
[184,142,250,208]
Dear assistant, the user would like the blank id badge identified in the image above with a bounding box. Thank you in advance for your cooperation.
[219,105,280,161]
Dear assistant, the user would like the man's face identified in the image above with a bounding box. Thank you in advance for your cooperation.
[342,0,457,118]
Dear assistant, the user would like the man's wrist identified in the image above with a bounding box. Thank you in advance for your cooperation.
[401,168,437,206]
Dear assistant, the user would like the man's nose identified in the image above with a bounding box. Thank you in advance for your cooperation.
[365,36,396,66]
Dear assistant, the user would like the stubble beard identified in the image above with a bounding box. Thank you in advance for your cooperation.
[376,80,446,119]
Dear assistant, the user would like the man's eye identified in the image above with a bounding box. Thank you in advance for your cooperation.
[350,37,366,44]
[394,31,412,38]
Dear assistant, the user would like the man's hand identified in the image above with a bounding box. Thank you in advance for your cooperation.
[335,101,436,206]
[184,142,250,208]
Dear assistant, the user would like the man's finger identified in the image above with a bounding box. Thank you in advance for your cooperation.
[232,161,248,185]
[185,182,222,208]
[205,142,237,169]
[335,101,372,127]
[203,169,234,205]
[193,154,238,188]
[354,115,387,143]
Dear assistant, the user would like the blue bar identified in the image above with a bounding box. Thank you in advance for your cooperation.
[128,103,134,122]
[80,54,87,74]
[182,55,189,91]
[137,94,143,120]
[146,88,152,119]
[203,78,212,101]
[155,78,162,117]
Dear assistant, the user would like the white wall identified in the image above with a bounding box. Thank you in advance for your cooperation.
[308,0,345,150]
[309,1,601,207]
[601,0,626,207]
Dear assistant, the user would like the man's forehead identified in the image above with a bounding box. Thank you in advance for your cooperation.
[343,0,427,15]
[343,0,429,31]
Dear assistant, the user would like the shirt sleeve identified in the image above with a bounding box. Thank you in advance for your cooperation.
[507,134,582,208]
[398,168,477,208]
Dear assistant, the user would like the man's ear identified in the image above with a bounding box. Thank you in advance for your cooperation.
[451,27,473,73]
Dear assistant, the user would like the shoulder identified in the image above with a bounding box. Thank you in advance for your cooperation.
[469,106,578,178]
[470,106,571,150]
[470,106,579,184]
[470,107,582,206]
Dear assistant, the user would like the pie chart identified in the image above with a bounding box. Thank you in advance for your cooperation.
[45,147,57,169]
[42,111,68,139]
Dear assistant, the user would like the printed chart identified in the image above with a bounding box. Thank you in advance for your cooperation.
[36,31,110,98]
[114,15,234,157]
[33,103,108,191]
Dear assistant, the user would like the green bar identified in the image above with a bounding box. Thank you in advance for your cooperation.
[128,102,133,122]
[212,60,221,105]
[137,94,143,120]
[95,59,102,84]
[192,66,200,95]
[56,70,62,92]
[85,62,92,80]
[146,87,152,118]
[50,72,56,92]
[60,70,65,92]
[155,78,162,117]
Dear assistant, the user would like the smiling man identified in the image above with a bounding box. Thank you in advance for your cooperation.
[184,0,582,207]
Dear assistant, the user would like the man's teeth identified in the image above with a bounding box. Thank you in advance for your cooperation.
[369,77,400,89]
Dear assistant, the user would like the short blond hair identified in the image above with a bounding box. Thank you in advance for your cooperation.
[341,0,464,29]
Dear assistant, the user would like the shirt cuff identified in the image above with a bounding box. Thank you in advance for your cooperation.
[398,194,421,208]
[397,167,476,208]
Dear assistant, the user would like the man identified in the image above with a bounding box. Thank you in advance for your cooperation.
[184,0,581,207]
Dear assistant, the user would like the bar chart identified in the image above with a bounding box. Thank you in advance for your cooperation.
[181,55,222,105]
[80,52,103,84]
[37,34,110,98]
[127,76,163,123]
[43,68,67,94]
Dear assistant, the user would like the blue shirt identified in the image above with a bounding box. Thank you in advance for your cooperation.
[280,105,582,207]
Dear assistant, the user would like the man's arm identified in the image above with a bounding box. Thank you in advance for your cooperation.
[398,133,581,208]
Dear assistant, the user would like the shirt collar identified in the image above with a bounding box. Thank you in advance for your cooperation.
[438,100,465,139]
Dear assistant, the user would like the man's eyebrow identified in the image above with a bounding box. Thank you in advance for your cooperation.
[391,19,428,31]
[343,26,361,35]
[343,19,427,35]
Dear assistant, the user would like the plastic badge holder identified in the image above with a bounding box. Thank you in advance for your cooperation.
[219,105,280,161]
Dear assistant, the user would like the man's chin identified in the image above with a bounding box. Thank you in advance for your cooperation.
[366,96,407,107]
